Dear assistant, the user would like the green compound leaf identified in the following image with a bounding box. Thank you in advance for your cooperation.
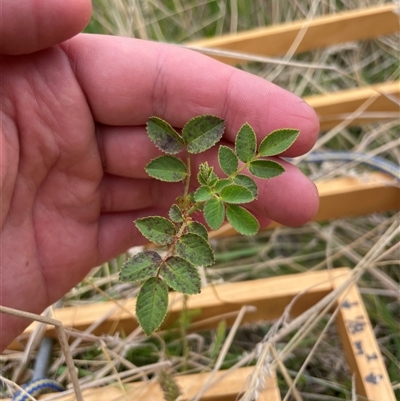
[234,175,258,199]
[176,233,214,267]
[219,184,255,204]
[135,216,176,245]
[147,117,185,154]
[249,160,285,179]
[204,198,225,231]
[235,123,257,163]
[214,178,232,193]
[161,256,201,294]
[187,221,208,240]
[146,155,187,182]
[194,186,213,202]
[169,204,183,223]
[218,146,238,176]
[182,115,225,154]
[136,277,169,336]
[258,128,300,156]
[226,204,259,236]
[120,251,162,282]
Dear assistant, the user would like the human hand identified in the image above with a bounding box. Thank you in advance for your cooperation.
[0,0,319,350]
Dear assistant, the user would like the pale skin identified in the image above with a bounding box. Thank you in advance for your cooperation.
[0,0,319,351]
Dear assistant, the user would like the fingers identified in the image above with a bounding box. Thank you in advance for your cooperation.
[96,164,317,264]
[251,160,319,226]
[98,133,318,226]
[64,34,319,156]
[0,0,92,55]
[99,170,318,225]
[100,175,182,212]
[192,148,319,226]
[98,125,158,178]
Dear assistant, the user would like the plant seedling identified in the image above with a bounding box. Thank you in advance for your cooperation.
[119,115,299,335]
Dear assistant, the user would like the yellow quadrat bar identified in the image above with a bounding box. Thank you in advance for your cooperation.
[187,4,400,63]
[5,268,395,400]
[187,4,400,130]
[211,172,400,238]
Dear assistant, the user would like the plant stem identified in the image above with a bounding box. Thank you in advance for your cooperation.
[183,152,191,207]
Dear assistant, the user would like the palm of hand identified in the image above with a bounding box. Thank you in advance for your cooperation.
[2,46,107,315]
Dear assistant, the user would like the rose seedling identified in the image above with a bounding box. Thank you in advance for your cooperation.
[119,115,299,335]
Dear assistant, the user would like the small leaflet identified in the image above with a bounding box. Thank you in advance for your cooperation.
[161,256,201,295]
[218,145,238,176]
[147,117,185,154]
[135,216,176,245]
[136,277,169,336]
[235,123,256,163]
[176,233,214,267]
[146,155,187,182]
[182,115,225,154]
[258,128,300,156]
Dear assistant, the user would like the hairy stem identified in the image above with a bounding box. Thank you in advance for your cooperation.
[183,152,191,206]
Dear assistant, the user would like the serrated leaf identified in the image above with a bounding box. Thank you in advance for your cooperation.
[249,160,285,179]
[218,146,238,176]
[194,186,213,202]
[214,178,232,193]
[204,198,225,231]
[182,115,225,154]
[136,277,169,336]
[161,256,201,294]
[176,233,214,267]
[219,184,254,204]
[234,175,258,198]
[258,128,300,156]
[235,123,257,163]
[169,204,183,223]
[135,216,176,245]
[187,221,208,240]
[147,117,185,154]
[146,155,187,182]
[120,251,162,282]
[226,205,259,236]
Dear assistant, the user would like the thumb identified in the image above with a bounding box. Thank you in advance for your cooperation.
[0,0,92,55]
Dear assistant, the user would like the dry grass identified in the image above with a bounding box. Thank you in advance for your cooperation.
[1,0,399,400]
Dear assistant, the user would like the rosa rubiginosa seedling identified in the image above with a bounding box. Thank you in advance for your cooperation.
[119,115,299,335]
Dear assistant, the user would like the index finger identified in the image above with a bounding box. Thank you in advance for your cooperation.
[62,34,319,156]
